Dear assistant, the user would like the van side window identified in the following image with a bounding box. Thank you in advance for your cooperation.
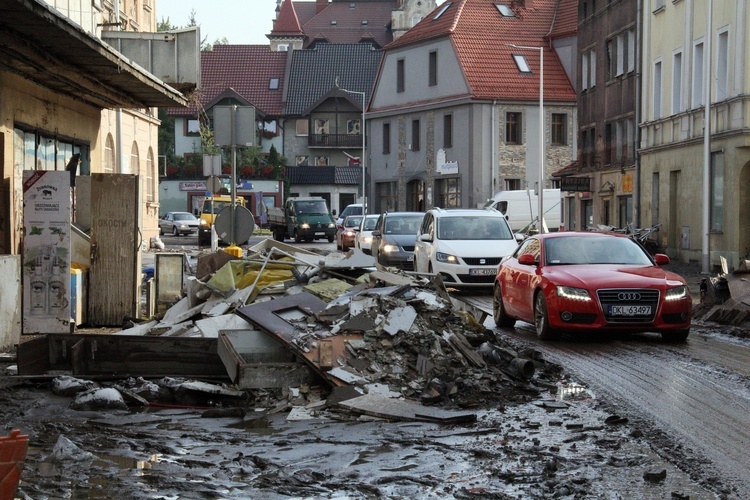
[498,201,508,214]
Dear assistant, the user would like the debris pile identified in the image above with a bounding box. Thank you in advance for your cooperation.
[19,240,564,421]
[692,258,750,333]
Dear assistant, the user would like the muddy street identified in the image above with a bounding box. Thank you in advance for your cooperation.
[467,292,750,498]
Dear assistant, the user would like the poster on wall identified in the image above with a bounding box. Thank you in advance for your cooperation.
[22,170,71,334]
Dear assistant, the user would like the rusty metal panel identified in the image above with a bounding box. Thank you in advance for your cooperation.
[88,174,141,326]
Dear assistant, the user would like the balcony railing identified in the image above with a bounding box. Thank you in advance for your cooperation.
[309,133,363,148]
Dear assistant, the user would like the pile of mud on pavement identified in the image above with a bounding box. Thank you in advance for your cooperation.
[11,239,564,421]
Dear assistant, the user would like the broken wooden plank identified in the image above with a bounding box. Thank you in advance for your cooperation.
[16,334,227,378]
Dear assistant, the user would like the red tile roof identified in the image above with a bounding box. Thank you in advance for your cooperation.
[168,45,288,117]
[549,0,578,39]
[386,0,576,103]
[272,0,303,36]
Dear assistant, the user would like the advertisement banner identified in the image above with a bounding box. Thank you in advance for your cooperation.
[22,171,71,334]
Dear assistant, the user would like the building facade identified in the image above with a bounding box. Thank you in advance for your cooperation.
[639,0,750,268]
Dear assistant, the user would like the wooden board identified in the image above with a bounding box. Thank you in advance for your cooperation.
[88,174,141,326]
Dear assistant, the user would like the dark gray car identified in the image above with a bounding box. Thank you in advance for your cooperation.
[370,212,424,270]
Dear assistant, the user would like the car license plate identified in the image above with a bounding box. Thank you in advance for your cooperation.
[407,255,414,262]
[609,305,651,316]
[469,268,496,276]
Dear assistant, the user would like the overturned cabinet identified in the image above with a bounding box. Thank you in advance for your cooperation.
[218,329,316,389]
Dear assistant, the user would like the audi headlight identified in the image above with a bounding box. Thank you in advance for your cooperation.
[300,223,310,229]
[382,244,398,253]
[436,252,459,264]
[665,286,688,301]
[556,286,592,301]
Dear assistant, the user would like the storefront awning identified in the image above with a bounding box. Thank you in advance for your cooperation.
[0,0,188,109]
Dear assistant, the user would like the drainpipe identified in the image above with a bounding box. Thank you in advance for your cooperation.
[114,0,126,173]
[633,0,642,228]
[701,0,713,273]
[491,100,497,200]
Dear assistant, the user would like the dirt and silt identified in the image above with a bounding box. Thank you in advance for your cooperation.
[0,249,741,499]
[0,335,727,498]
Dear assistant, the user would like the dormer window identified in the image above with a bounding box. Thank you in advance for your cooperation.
[269,78,279,90]
[331,20,337,25]
[513,54,531,73]
[361,20,368,25]
[495,4,515,17]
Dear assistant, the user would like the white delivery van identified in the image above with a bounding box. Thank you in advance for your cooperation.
[483,189,562,232]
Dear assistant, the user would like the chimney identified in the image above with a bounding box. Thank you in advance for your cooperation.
[317,0,328,14]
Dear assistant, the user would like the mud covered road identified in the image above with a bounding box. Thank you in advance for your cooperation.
[467,293,750,498]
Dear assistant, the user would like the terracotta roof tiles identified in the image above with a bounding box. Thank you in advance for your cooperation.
[385,0,576,103]
[168,45,288,117]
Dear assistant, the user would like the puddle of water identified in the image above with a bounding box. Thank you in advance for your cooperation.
[556,381,594,401]
[226,416,278,435]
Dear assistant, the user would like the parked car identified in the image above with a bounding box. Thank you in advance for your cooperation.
[159,212,200,236]
[336,215,364,251]
[414,208,520,288]
[492,232,692,342]
[370,212,424,270]
[336,203,364,228]
[355,214,380,254]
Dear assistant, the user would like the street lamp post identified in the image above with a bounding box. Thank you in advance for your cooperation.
[508,44,545,233]
[338,83,366,214]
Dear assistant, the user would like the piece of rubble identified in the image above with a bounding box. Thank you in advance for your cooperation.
[51,376,99,397]
[51,435,94,462]
[195,314,254,338]
[303,278,352,302]
[383,305,418,336]
[159,296,204,326]
[338,393,476,423]
[70,387,128,411]
[643,468,667,483]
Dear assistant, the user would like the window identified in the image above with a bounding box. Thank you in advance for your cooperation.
[314,156,329,166]
[716,30,729,101]
[436,177,461,208]
[296,156,308,166]
[296,119,309,136]
[653,60,662,119]
[443,114,452,148]
[104,133,115,173]
[653,0,665,11]
[378,181,398,212]
[314,119,329,135]
[495,4,515,16]
[347,119,361,135]
[505,178,522,190]
[382,122,391,154]
[692,41,704,107]
[269,78,279,90]
[411,119,421,151]
[130,142,139,174]
[505,112,522,144]
[604,123,612,165]
[186,118,200,136]
[513,54,531,73]
[672,51,683,114]
[146,148,155,202]
[429,51,437,86]
[617,196,632,228]
[627,29,636,73]
[551,113,567,145]
[582,49,596,91]
[433,2,451,20]
[606,39,615,80]
[710,151,724,231]
[616,34,625,76]
[277,44,289,51]
[397,59,405,93]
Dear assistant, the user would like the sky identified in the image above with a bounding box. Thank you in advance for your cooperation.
[156,0,448,46]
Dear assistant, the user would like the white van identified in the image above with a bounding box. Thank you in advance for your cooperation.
[483,189,562,232]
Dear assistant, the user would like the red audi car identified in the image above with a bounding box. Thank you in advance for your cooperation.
[493,232,692,342]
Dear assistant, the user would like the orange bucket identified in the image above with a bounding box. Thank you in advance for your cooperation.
[0,429,28,500]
